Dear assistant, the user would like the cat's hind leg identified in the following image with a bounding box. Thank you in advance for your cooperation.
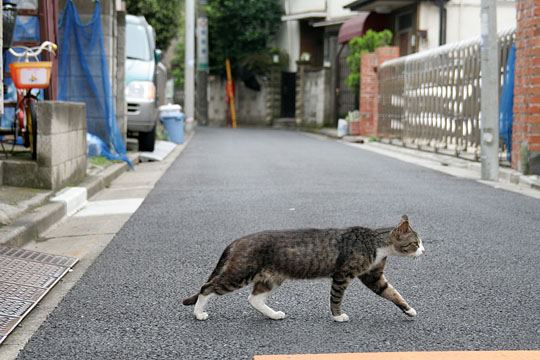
[248,273,285,320]
[193,274,248,321]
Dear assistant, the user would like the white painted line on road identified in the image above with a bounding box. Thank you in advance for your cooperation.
[74,198,144,217]
[50,187,88,216]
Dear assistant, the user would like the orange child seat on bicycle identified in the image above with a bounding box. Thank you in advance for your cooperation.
[6,41,57,160]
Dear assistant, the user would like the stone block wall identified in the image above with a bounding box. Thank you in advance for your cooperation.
[358,46,399,136]
[513,0,540,174]
[207,77,271,126]
[2,102,87,190]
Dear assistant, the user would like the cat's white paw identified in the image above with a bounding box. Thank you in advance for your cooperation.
[333,313,350,322]
[269,311,286,320]
[404,308,417,317]
[195,312,209,321]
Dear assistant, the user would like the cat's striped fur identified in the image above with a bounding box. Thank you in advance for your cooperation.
[183,215,424,321]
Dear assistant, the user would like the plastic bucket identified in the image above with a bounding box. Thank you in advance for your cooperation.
[161,115,184,144]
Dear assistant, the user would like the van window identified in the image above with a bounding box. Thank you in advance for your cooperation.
[126,23,151,61]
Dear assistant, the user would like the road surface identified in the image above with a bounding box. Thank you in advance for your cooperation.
[16,128,540,359]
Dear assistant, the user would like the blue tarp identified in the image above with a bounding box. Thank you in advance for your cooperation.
[58,0,130,164]
[499,44,516,162]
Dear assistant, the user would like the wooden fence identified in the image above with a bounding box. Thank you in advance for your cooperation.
[378,28,515,162]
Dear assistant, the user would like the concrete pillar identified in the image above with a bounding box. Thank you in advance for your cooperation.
[512,0,540,174]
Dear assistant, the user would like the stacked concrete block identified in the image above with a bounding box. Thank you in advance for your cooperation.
[266,66,282,125]
[207,77,271,127]
[2,102,87,190]
[35,102,87,190]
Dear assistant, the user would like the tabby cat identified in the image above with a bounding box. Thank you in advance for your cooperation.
[183,215,424,322]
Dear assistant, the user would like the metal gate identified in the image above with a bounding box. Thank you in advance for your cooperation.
[281,72,296,118]
[336,44,358,119]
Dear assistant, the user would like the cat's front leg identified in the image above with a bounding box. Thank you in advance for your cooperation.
[330,275,352,322]
[359,270,416,317]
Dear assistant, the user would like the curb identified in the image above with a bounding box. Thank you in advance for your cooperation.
[0,156,137,248]
[310,129,540,192]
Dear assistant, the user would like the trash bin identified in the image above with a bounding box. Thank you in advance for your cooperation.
[159,103,185,144]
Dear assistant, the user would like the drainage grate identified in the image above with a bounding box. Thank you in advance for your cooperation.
[0,245,77,345]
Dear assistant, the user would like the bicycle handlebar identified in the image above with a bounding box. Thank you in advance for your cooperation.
[8,41,57,60]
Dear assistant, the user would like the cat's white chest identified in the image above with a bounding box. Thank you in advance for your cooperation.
[368,247,392,271]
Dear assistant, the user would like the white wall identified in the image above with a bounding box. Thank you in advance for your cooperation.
[286,0,325,15]
[445,0,516,44]
[276,20,301,72]
[418,2,440,51]
[326,0,357,20]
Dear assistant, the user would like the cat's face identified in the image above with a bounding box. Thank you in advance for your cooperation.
[390,215,425,257]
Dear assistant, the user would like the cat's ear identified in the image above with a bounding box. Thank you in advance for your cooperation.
[394,215,410,234]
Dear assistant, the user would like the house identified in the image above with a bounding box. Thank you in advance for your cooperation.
[275,0,364,121]
[344,0,517,55]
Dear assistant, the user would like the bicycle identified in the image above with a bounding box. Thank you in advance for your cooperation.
[1,41,57,160]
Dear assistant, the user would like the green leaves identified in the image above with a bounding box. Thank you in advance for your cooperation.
[346,29,393,89]
[207,0,282,75]
[125,0,183,51]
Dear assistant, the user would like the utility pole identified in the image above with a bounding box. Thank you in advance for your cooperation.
[185,0,195,122]
[195,0,209,125]
[480,0,499,181]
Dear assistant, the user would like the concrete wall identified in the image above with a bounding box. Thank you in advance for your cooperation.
[295,64,332,127]
[207,77,271,127]
[301,67,331,126]
[2,102,87,190]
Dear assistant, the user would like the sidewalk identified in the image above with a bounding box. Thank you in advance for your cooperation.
[0,135,191,359]
[315,128,540,199]
[0,139,186,248]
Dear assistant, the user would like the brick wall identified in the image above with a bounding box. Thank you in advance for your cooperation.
[358,47,399,136]
[513,0,540,174]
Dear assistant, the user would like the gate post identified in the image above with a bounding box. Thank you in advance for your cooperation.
[358,46,399,137]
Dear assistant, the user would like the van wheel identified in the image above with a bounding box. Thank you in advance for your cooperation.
[138,126,156,152]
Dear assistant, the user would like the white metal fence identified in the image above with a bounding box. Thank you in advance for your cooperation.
[378,28,515,162]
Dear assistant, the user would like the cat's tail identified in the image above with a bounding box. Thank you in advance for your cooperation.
[183,244,233,306]
[182,294,198,306]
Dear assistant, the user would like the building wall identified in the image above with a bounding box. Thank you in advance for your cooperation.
[417,0,516,51]
[446,0,516,44]
[285,0,325,14]
[276,20,301,72]
[326,0,356,20]
[417,2,440,52]
[512,0,540,174]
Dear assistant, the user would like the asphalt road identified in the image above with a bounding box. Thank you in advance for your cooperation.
[17,128,540,359]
